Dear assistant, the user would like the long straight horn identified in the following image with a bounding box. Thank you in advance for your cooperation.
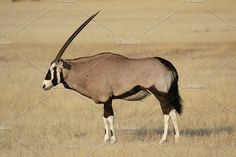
[54,11,100,63]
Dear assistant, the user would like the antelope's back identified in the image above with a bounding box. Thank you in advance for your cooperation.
[89,53,172,93]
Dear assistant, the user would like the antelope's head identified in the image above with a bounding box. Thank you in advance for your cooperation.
[42,61,63,90]
[43,11,100,90]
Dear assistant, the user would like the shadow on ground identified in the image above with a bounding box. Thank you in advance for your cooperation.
[116,126,234,141]
[180,127,234,137]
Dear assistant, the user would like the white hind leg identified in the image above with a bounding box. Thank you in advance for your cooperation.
[169,110,180,143]
[159,114,170,144]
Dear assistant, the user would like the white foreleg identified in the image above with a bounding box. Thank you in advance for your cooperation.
[103,117,110,143]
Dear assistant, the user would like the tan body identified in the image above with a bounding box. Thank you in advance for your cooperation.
[63,53,172,104]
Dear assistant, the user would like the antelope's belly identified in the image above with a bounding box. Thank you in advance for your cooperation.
[119,90,150,101]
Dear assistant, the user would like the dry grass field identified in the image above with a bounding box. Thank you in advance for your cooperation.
[0,0,236,156]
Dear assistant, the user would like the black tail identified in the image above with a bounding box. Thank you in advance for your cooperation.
[155,57,183,115]
[168,76,183,115]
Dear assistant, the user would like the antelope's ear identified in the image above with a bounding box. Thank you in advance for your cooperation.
[62,61,72,70]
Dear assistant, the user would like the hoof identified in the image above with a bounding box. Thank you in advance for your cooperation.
[110,136,116,144]
[104,137,110,144]
[159,139,166,144]
[175,137,180,144]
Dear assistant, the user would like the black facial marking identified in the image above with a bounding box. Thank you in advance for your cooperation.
[104,129,106,135]
[52,67,58,86]
[45,70,51,80]
[110,130,113,137]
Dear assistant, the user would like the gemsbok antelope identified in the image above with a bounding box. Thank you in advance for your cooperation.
[43,11,183,144]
